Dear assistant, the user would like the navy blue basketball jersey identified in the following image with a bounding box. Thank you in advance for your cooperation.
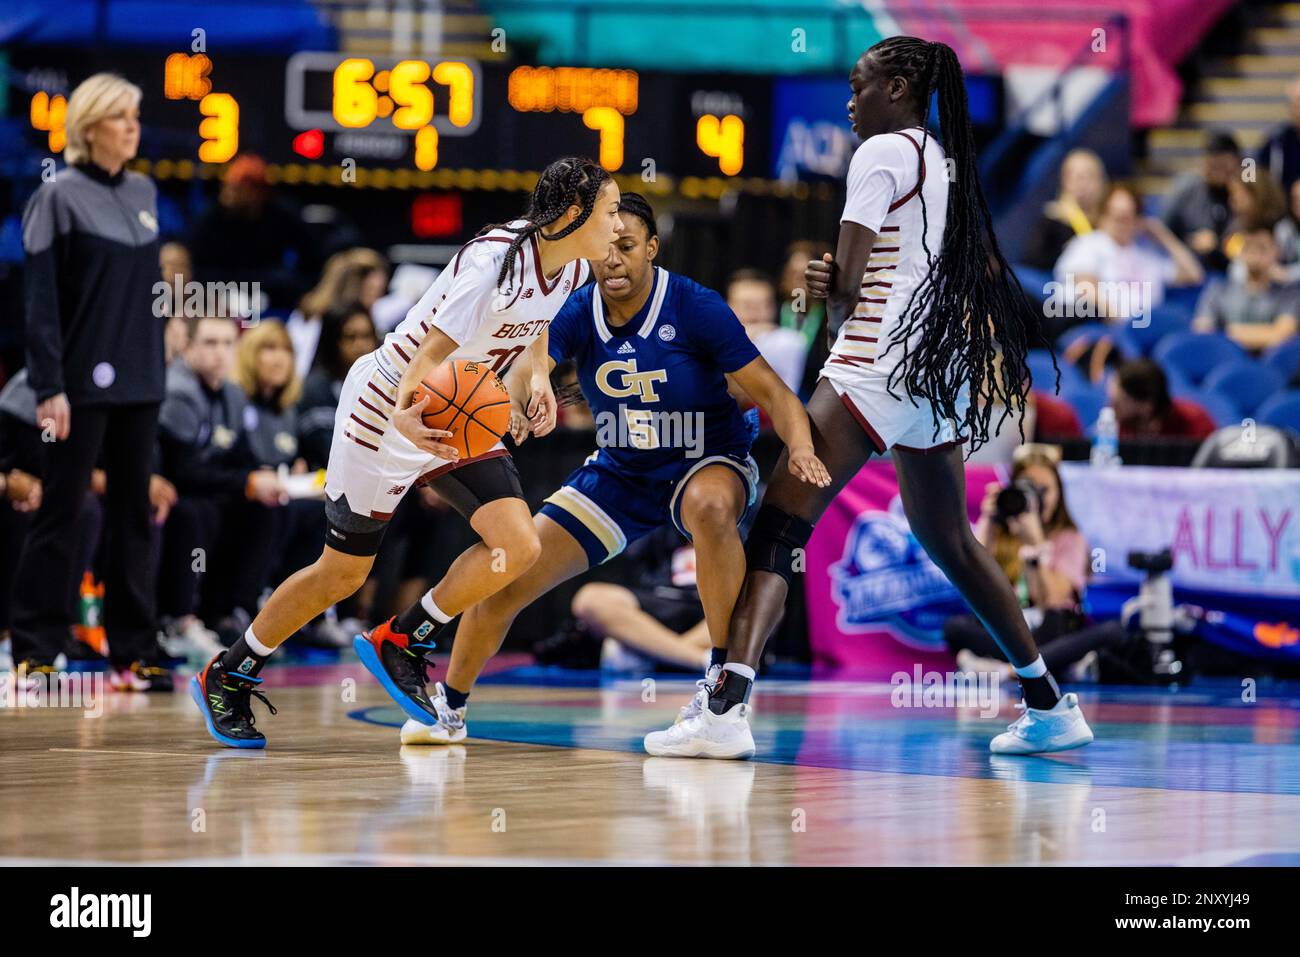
[548,267,760,480]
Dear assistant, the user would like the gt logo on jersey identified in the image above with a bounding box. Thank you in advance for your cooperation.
[595,358,667,403]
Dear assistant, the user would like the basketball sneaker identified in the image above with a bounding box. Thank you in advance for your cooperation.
[675,664,722,724]
[110,660,175,693]
[353,617,441,725]
[189,655,277,749]
[644,701,755,759]
[399,683,468,744]
[989,692,1094,755]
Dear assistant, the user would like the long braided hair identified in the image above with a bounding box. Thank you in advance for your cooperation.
[483,156,610,293]
[867,37,1051,453]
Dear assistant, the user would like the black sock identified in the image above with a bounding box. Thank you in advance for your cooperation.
[709,647,727,670]
[221,636,270,679]
[393,601,449,645]
[443,683,470,710]
[708,669,752,715]
[1020,672,1062,711]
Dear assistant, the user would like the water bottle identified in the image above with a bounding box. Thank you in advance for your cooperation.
[1091,406,1121,468]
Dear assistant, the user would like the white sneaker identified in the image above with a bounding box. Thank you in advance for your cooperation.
[644,701,755,759]
[399,682,467,745]
[675,664,722,724]
[989,692,1094,755]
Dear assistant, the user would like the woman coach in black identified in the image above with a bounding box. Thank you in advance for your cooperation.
[14,73,169,690]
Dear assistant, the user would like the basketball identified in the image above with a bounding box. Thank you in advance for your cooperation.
[410,358,512,459]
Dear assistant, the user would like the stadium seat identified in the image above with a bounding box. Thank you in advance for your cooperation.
[1181,389,1241,428]
[1261,338,1300,383]
[1026,349,1081,392]
[1161,282,1205,317]
[1201,361,1286,418]
[1011,264,1053,303]
[1151,332,1245,386]
[1126,302,1191,356]
[1059,383,1106,434]
[1256,390,1300,435]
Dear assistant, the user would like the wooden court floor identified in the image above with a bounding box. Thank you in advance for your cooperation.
[2,661,1299,866]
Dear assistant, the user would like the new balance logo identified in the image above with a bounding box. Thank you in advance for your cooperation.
[388,485,407,495]
[617,341,636,354]
[521,288,535,299]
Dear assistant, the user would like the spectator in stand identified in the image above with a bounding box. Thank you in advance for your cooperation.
[159,240,192,365]
[156,315,286,648]
[726,268,807,394]
[1195,225,1300,352]
[1160,132,1240,272]
[233,320,304,471]
[1258,75,1300,195]
[297,301,379,471]
[1223,174,1288,263]
[185,153,320,310]
[1024,148,1109,272]
[286,248,388,379]
[13,72,170,689]
[777,240,832,398]
[1055,184,1204,323]
[946,445,1124,681]
[1275,179,1300,276]
[1107,358,1216,441]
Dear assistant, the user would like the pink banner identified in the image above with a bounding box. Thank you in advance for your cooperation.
[803,461,1004,675]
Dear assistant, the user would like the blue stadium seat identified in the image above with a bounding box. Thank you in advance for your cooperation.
[1201,360,1286,417]
[1012,264,1053,303]
[1127,302,1191,355]
[1026,349,1081,393]
[1162,282,1206,316]
[1059,383,1106,435]
[1256,390,1300,435]
[1261,338,1300,382]
[1182,389,1241,428]
[1152,332,1245,386]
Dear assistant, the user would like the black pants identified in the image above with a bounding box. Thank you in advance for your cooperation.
[158,494,282,624]
[11,402,160,668]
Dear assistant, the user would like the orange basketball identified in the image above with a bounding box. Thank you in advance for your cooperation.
[410,359,512,460]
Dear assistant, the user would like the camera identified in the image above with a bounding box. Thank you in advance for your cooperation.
[1122,548,1193,680]
[994,480,1041,523]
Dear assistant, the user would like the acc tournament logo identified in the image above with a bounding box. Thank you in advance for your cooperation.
[828,501,964,650]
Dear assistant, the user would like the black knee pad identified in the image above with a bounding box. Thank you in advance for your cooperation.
[744,505,814,585]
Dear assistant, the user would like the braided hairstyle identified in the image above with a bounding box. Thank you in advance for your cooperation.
[616,191,658,239]
[866,36,1052,453]
[483,156,610,293]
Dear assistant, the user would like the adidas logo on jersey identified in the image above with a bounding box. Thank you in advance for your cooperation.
[617,341,636,354]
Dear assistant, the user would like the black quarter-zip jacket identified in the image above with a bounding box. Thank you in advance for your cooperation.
[22,162,164,405]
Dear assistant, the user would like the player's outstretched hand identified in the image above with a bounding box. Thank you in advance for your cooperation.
[509,401,531,445]
[527,380,557,437]
[393,394,461,460]
[804,253,834,300]
[788,445,831,488]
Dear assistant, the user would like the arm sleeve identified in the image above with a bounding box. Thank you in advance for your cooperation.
[692,287,761,373]
[547,290,587,365]
[428,245,503,345]
[21,184,68,401]
[840,136,908,233]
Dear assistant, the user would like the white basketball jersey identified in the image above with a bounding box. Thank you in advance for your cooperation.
[376,221,589,384]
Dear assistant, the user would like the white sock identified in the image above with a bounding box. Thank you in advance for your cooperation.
[421,592,453,624]
[722,662,756,681]
[243,627,275,657]
[1013,655,1047,679]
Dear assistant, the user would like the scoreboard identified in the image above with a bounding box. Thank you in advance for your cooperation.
[5,48,776,185]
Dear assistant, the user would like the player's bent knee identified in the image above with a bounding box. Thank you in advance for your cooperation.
[682,489,739,537]
[744,504,814,586]
[314,550,372,598]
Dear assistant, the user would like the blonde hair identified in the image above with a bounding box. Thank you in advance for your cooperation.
[64,73,142,166]
[991,444,1080,584]
[299,248,389,320]
[235,321,302,412]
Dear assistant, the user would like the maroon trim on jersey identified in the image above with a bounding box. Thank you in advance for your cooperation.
[880,225,900,233]
[344,432,380,453]
[837,391,887,454]
[894,438,967,454]
[350,413,384,436]
[529,232,564,296]
[358,396,389,420]
[845,334,879,343]
[887,130,926,213]
[414,447,512,486]
[859,296,888,304]
[392,341,411,363]
[367,381,396,406]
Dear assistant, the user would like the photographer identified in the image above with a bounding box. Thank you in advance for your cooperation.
[945,445,1122,679]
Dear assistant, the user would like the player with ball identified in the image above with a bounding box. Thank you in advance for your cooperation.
[190,156,622,748]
